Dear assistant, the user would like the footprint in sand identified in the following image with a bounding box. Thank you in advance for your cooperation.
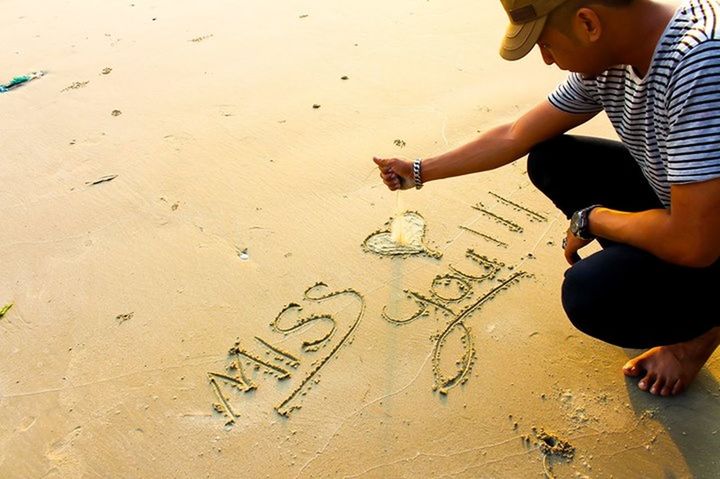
[46,426,82,462]
[362,211,442,259]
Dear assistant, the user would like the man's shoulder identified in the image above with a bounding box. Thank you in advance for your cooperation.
[664,0,720,55]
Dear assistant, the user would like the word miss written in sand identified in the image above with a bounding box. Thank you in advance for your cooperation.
[207,282,365,424]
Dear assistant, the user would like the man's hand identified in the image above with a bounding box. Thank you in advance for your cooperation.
[373,157,414,191]
[563,231,592,264]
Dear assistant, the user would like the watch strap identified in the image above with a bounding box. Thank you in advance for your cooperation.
[573,204,602,240]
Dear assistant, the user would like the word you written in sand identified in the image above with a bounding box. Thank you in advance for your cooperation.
[381,192,550,394]
[382,247,526,394]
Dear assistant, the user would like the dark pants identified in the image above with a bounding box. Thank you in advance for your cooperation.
[527,135,719,349]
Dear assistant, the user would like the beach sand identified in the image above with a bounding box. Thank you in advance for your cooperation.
[1,0,718,477]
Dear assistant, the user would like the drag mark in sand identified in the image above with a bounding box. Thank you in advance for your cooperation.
[190,34,213,42]
[61,81,89,92]
[362,211,442,259]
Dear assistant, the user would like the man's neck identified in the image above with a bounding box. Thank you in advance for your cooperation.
[613,1,677,78]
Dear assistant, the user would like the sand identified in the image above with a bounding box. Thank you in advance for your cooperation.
[1,0,718,478]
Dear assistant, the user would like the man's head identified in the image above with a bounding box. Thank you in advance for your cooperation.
[499,0,634,67]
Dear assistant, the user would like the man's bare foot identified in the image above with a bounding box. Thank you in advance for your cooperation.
[622,327,720,396]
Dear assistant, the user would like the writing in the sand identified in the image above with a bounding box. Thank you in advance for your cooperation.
[208,283,365,423]
[207,192,544,423]
[382,249,526,395]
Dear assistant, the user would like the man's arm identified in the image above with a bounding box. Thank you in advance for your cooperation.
[589,178,720,267]
[422,99,596,181]
[375,100,596,189]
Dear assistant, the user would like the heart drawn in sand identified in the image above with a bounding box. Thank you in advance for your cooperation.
[362,211,442,259]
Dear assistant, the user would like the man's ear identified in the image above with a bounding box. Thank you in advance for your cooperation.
[574,7,602,43]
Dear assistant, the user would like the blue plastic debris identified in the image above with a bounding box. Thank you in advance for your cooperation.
[0,71,46,93]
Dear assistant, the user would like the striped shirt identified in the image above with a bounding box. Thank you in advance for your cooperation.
[548,0,720,207]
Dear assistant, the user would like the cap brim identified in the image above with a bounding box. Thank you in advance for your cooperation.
[500,15,547,61]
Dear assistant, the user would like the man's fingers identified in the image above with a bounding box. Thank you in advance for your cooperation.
[381,171,398,182]
[562,232,587,265]
[374,156,411,190]
[373,156,390,168]
[565,248,582,264]
[374,157,396,176]
[379,170,401,189]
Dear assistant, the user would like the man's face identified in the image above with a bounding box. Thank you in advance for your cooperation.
[536,24,609,77]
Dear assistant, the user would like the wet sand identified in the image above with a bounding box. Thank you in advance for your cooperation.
[1,0,718,477]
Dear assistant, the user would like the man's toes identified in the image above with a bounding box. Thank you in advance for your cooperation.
[661,380,678,397]
[671,379,686,396]
[638,373,656,392]
[623,360,642,377]
[650,377,665,395]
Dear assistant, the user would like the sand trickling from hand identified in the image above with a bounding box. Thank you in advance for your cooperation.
[390,191,410,245]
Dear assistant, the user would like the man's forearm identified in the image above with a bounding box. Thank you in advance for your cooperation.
[418,100,596,184]
[590,207,714,267]
[421,123,528,183]
[589,178,720,268]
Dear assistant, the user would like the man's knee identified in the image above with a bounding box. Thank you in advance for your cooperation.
[560,259,619,344]
[527,135,569,193]
[561,263,595,335]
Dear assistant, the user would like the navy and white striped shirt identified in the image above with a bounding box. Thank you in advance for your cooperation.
[548,0,720,207]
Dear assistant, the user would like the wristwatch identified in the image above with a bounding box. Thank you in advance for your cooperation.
[570,204,601,240]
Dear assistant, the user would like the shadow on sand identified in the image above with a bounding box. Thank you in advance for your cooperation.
[625,360,720,479]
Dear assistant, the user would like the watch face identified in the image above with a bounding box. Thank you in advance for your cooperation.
[570,211,582,235]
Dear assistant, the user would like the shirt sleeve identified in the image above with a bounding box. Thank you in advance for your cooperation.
[666,40,720,184]
[548,72,604,115]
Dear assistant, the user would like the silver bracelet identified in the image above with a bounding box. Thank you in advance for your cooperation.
[413,159,423,189]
